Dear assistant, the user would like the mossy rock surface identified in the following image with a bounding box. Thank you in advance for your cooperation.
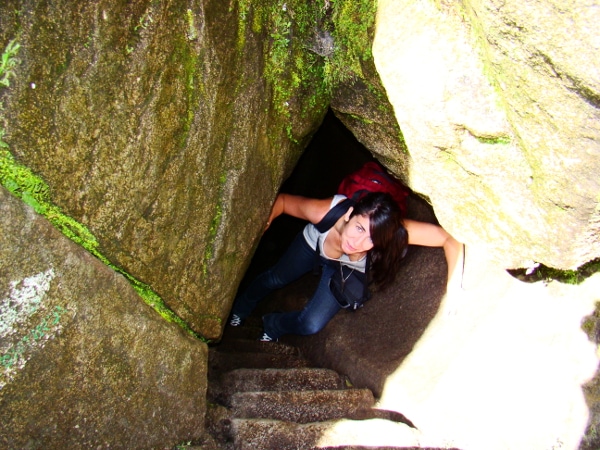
[0,0,335,339]
[0,187,208,449]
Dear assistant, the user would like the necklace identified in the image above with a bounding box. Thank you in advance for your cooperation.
[339,262,354,289]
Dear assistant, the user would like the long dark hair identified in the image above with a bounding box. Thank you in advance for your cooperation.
[350,192,408,289]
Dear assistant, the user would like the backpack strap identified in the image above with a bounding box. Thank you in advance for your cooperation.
[313,199,354,275]
[313,237,371,298]
[312,198,370,296]
[314,198,355,233]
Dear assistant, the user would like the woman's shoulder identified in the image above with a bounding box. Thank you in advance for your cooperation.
[280,194,341,223]
[331,194,347,204]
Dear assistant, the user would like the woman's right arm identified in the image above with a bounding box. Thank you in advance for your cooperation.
[403,219,463,287]
[266,194,333,229]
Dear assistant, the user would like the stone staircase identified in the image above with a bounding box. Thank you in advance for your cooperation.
[204,321,430,450]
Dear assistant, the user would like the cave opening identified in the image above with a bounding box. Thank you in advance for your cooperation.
[216,107,449,406]
[237,109,376,293]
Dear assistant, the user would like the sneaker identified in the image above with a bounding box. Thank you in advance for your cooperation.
[258,331,277,342]
[229,314,243,327]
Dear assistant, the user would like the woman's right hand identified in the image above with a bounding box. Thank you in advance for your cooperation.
[264,194,285,231]
[265,194,334,230]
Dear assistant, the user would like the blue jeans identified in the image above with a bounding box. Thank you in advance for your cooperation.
[231,231,342,339]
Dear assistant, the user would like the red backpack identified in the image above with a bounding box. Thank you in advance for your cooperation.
[337,161,410,215]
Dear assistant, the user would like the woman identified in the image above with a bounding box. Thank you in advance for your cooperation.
[229,191,462,342]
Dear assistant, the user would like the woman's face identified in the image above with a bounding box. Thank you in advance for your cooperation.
[341,214,374,255]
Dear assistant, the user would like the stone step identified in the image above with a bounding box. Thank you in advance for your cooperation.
[225,417,424,450]
[213,338,301,357]
[206,318,423,449]
[208,368,348,406]
[222,323,263,341]
[219,367,347,393]
[208,349,311,374]
[229,389,376,423]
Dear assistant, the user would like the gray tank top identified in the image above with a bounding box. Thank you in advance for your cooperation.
[302,194,367,273]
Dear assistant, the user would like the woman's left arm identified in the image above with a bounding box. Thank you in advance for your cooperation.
[403,219,464,287]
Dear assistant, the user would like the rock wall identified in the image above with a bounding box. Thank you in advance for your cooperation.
[0,0,332,446]
[1,0,600,447]
[0,187,208,449]
[372,0,600,269]
[0,0,329,340]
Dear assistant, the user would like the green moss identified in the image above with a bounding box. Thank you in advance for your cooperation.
[476,135,512,145]
[261,0,308,139]
[235,0,253,49]
[328,0,377,85]
[582,314,595,336]
[0,148,205,340]
[0,39,20,88]
[124,5,157,56]
[581,301,600,344]
[185,9,198,41]
[508,258,600,285]
[133,10,154,32]
[459,0,537,178]
[1,149,106,255]
[1,306,67,370]
[230,0,381,143]
[202,172,226,275]
[166,13,206,152]
[0,39,205,340]
[458,3,505,105]
[348,113,373,125]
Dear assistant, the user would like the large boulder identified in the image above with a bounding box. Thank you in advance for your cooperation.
[250,121,600,449]
[371,0,600,269]
[0,0,329,339]
[0,187,208,449]
[375,254,600,450]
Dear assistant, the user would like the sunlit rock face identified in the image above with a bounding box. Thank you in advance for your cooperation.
[260,121,600,450]
[372,0,600,269]
[0,187,208,449]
